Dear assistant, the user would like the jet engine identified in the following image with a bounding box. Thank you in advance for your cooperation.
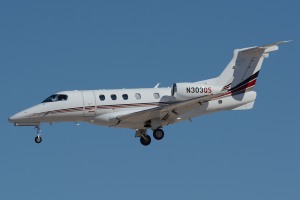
[171,82,222,100]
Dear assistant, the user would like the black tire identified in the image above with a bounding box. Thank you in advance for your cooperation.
[35,136,42,144]
[153,129,164,140]
[140,135,151,146]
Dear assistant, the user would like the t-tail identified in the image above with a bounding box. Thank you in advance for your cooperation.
[216,41,290,95]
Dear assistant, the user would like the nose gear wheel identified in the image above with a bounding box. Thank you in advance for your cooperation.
[35,136,42,143]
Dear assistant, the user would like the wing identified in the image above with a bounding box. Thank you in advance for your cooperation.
[115,93,221,128]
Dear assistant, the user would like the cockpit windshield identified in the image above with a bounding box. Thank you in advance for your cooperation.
[42,94,68,103]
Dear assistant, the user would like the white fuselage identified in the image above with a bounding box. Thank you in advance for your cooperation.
[9,87,256,130]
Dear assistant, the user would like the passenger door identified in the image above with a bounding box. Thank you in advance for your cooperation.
[81,91,96,117]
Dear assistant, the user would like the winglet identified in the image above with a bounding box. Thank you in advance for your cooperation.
[260,40,291,52]
[259,40,291,54]
[262,40,292,47]
[154,83,160,88]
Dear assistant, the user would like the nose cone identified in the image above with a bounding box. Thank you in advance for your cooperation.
[8,112,27,123]
[8,115,17,123]
[8,107,41,126]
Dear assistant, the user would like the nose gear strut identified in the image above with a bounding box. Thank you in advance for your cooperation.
[34,126,42,144]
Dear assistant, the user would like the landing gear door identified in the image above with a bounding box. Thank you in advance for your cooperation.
[81,91,96,117]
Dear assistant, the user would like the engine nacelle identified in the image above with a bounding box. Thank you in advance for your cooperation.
[172,82,222,100]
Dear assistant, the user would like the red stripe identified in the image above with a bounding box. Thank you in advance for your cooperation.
[230,79,257,94]
[212,79,257,100]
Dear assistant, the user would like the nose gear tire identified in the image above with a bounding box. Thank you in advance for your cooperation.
[35,136,42,144]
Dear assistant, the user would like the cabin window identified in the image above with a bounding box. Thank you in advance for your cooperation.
[122,94,128,100]
[111,94,117,100]
[42,94,68,103]
[99,95,105,101]
[135,93,141,100]
[153,93,160,99]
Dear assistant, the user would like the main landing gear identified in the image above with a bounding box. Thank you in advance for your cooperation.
[153,128,164,140]
[34,126,42,144]
[140,135,151,146]
[136,128,165,146]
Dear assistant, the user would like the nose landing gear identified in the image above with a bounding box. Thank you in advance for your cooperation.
[34,126,42,144]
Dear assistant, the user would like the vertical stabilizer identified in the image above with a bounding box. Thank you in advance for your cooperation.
[216,41,290,92]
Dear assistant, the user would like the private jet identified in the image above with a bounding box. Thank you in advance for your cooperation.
[8,41,289,146]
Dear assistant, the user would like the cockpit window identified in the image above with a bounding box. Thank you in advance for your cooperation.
[57,95,68,101]
[42,94,68,103]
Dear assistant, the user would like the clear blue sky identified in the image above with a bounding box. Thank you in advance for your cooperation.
[1,1,299,199]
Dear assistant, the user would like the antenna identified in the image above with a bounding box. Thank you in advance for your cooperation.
[154,83,160,88]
